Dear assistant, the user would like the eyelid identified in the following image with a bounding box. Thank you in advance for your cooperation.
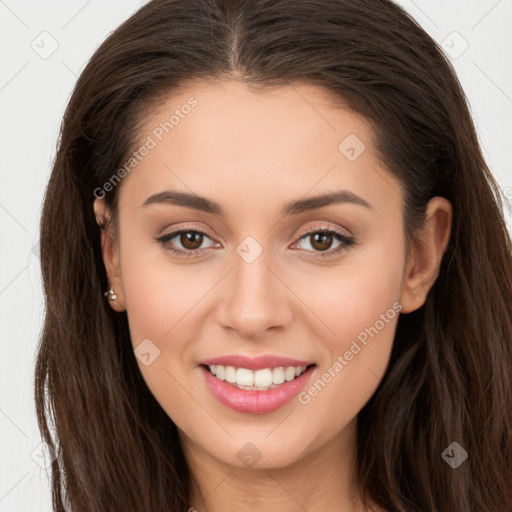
[158,222,351,241]
[158,223,218,242]
[155,222,355,258]
[295,223,352,239]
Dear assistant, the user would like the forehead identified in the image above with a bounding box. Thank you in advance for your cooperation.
[117,79,402,220]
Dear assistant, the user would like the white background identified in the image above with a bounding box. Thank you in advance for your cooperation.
[0,1,511,510]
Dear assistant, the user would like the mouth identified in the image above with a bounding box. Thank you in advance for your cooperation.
[199,363,317,414]
[202,363,313,390]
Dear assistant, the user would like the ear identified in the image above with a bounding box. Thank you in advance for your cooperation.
[399,196,452,314]
[93,198,126,312]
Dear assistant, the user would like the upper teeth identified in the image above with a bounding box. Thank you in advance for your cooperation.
[209,365,307,390]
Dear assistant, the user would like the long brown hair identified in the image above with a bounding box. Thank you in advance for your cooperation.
[35,0,512,510]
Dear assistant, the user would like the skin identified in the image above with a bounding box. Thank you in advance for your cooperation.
[94,79,452,512]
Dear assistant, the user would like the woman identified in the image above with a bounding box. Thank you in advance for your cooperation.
[35,0,512,510]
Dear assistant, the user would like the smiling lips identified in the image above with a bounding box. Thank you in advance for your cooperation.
[200,355,316,414]
[207,364,308,389]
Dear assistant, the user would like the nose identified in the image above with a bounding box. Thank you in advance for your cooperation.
[216,250,294,339]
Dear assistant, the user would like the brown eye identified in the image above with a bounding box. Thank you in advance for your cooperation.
[298,230,344,252]
[155,228,217,257]
[179,231,204,250]
[309,232,334,251]
[294,227,356,260]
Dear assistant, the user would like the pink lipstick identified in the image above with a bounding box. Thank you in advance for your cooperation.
[199,354,316,414]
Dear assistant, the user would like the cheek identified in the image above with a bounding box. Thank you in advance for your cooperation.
[118,237,219,413]
[291,228,404,349]
[119,235,210,346]
[292,238,404,439]
[118,241,207,431]
[295,267,399,402]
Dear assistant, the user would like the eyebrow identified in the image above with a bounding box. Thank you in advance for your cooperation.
[141,189,372,216]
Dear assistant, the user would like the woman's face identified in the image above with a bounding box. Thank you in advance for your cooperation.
[94,79,449,471]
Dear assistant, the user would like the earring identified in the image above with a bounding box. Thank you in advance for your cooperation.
[104,285,118,301]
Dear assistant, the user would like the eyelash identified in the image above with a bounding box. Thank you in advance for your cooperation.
[154,225,356,260]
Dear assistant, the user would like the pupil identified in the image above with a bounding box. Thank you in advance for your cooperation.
[181,231,203,249]
[312,233,332,251]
